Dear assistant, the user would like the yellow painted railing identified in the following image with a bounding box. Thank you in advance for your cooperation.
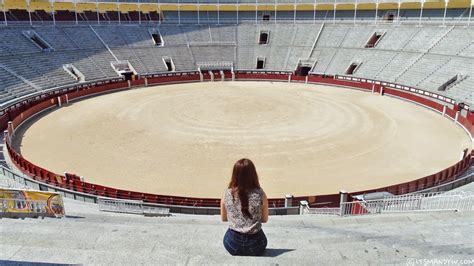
[1,0,471,12]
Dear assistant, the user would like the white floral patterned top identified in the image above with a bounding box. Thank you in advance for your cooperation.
[224,188,264,234]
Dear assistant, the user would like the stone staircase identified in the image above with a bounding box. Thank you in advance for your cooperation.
[0,197,472,265]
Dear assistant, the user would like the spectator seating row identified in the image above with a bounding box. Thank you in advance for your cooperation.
[0,24,472,105]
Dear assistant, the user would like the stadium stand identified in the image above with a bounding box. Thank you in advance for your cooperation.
[0,5,473,263]
[0,23,472,105]
[0,67,37,102]
[0,3,472,216]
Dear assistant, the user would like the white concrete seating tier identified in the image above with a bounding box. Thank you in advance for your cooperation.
[0,24,472,106]
[0,195,473,265]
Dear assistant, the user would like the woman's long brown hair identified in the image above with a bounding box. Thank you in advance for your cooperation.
[228,158,261,218]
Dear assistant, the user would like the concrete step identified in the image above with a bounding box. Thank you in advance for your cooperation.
[1,207,473,265]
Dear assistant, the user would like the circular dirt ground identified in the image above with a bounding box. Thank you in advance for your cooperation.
[15,81,471,198]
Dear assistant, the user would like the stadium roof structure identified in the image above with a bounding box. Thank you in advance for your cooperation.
[1,0,472,12]
[1,0,472,26]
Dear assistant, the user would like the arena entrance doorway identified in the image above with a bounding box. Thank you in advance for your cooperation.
[295,61,314,76]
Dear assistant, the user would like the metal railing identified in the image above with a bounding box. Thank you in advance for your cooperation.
[29,0,457,4]
[303,206,340,215]
[1,15,472,29]
[0,172,30,190]
[301,169,474,217]
[197,61,234,71]
[0,165,220,214]
[98,197,170,216]
[2,18,471,27]
[339,191,474,216]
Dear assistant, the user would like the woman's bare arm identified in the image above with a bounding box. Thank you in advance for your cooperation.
[261,192,269,223]
[220,198,228,222]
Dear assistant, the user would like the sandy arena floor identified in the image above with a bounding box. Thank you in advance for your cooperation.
[14,81,471,198]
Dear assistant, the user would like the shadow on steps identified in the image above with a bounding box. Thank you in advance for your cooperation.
[262,248,296,257]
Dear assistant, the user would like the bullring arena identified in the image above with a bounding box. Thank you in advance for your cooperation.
[14,81,471,198]
[1,0,474,263]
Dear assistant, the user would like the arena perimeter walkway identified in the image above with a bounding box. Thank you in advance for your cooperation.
[1,196,473,265]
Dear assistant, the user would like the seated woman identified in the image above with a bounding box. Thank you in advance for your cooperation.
[220,158,269,256]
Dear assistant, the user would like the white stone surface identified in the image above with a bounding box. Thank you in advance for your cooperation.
[1,199,473,265]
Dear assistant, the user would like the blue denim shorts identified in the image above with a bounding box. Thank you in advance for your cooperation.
[223,228,267,256]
